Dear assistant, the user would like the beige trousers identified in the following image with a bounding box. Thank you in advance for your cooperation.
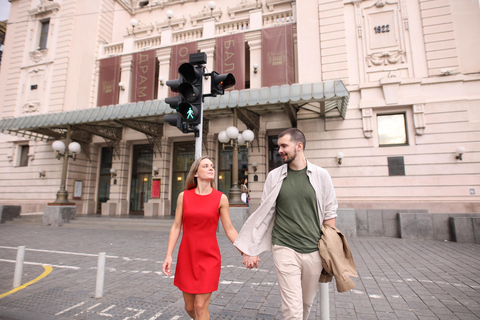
[272,245,323,320]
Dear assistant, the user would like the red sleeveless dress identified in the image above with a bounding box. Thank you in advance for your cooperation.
[174,188,223,294]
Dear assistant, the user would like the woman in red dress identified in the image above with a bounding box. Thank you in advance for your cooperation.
[162,157,241,319]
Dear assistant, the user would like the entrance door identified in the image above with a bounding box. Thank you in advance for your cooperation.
[130,145,153,215]
[97,147,112,214]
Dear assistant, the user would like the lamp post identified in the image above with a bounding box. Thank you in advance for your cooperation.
[49,127,81,205]
[218,109,254,205]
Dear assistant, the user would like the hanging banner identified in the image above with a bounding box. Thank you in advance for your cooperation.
[261,24,295,87]
[131,49,156,102]
[97,56,121,107]
[215,33,245,91]
[169,42,198,97]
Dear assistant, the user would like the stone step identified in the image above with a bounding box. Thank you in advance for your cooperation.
[5,214,175,230]
[66,215,175,230]
[4,214,43,225]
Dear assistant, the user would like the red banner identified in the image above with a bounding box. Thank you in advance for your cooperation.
[131,49,157,102]
[169,42,198,97]
[261,24,295,87]
[97,56,121,107]
[215,33,245,91]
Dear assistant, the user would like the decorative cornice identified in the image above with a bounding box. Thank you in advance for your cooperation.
[23,102,40,114]
[228,1,261,18]
[366,50,406,67]
[128,22,155,36]
[191,6,222,26]
[28,0,61,16]
[156,17,187,30]
[266,0,292,12]
[29,49,48,63]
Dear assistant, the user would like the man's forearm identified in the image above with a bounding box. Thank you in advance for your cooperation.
[323,218,335,227]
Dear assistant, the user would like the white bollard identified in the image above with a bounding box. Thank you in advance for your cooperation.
[13,246,26,288]
[319,282,330,320]
[95,252,106,299]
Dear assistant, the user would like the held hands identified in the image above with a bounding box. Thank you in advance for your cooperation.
[162,256,173,276]
[242,253,260,269]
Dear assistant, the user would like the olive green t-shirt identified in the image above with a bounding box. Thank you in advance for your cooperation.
[272,167,321,253]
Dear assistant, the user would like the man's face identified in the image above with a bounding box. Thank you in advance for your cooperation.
[278,135,298,164]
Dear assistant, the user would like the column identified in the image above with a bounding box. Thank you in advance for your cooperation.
[102,140,130,215]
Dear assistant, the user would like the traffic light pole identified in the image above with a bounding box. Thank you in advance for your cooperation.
[195,103,203,160]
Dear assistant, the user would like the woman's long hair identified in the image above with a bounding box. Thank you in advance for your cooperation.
[184,157,216,190]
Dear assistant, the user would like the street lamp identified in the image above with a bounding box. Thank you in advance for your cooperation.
[50,129,81,205]
[218,110,254,205]
[208,1,216,18]
[166,10,174,27]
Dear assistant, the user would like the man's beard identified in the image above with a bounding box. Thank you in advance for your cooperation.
[282,149,297,164]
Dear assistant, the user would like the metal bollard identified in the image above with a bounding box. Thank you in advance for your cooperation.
[13,246,26,288]
[319,282,330,320]
[95,252,106,299]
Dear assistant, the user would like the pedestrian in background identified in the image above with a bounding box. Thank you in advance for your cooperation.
[162,157,241,320]
[235,128,338,320]
[240,177,249,203]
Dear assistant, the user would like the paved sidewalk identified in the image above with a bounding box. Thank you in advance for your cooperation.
[0,223,479,320]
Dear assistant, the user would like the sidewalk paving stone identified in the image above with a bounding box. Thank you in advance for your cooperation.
[0,224,479,319]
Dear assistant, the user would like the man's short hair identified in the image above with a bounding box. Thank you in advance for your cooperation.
[278,128,306,150]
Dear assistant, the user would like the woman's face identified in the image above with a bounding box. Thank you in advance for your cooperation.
[244,178,248,184]
[195,158,215,182]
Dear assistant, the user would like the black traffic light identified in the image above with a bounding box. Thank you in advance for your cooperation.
[164,53,206,136]
[210,71,236,96]
[176,62,203,125]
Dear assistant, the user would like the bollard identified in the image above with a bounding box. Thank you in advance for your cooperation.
[95,252,106,299]
[319,282,329,320]
[13,246,26,288]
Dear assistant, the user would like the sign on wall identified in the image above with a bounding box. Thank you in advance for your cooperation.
[131,49,157,102]
[215,33,245,91]
[97,56,121,107]
[261,24,295,87]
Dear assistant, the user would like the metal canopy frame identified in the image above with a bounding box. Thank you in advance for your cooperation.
[0,80,349,155]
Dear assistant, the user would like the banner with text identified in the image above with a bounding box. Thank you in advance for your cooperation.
[261,24,295,87]
[215,33,245,91]
[97,56,121,107]
[131,49,157,102]
[169,42,198,97]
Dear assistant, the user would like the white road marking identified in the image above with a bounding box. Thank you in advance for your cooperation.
[124,308,146,320]
[0,246,118,258]
[149,311,164,320]
[98,304,116,317]
[0,259,80,269]
[55,301,86,315]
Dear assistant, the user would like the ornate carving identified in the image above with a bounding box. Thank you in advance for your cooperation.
[29,0,61,15]
[116,120,164,156]
[156,17,187,30]
[362,108,374,139]
[366,50,405,67]
[191,6,222,26]
[23,102,39,114]
[73,124,123,159]
[282,102,298,128]
[30,49,48,63]
[228,1,261,18]
[413,104,426,136]
[236,107,260,152]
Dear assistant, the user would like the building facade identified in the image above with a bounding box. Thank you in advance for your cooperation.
[0,0,479,217]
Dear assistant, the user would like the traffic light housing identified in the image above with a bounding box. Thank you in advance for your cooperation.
[210,71,236,96]
[164,53,206,136]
